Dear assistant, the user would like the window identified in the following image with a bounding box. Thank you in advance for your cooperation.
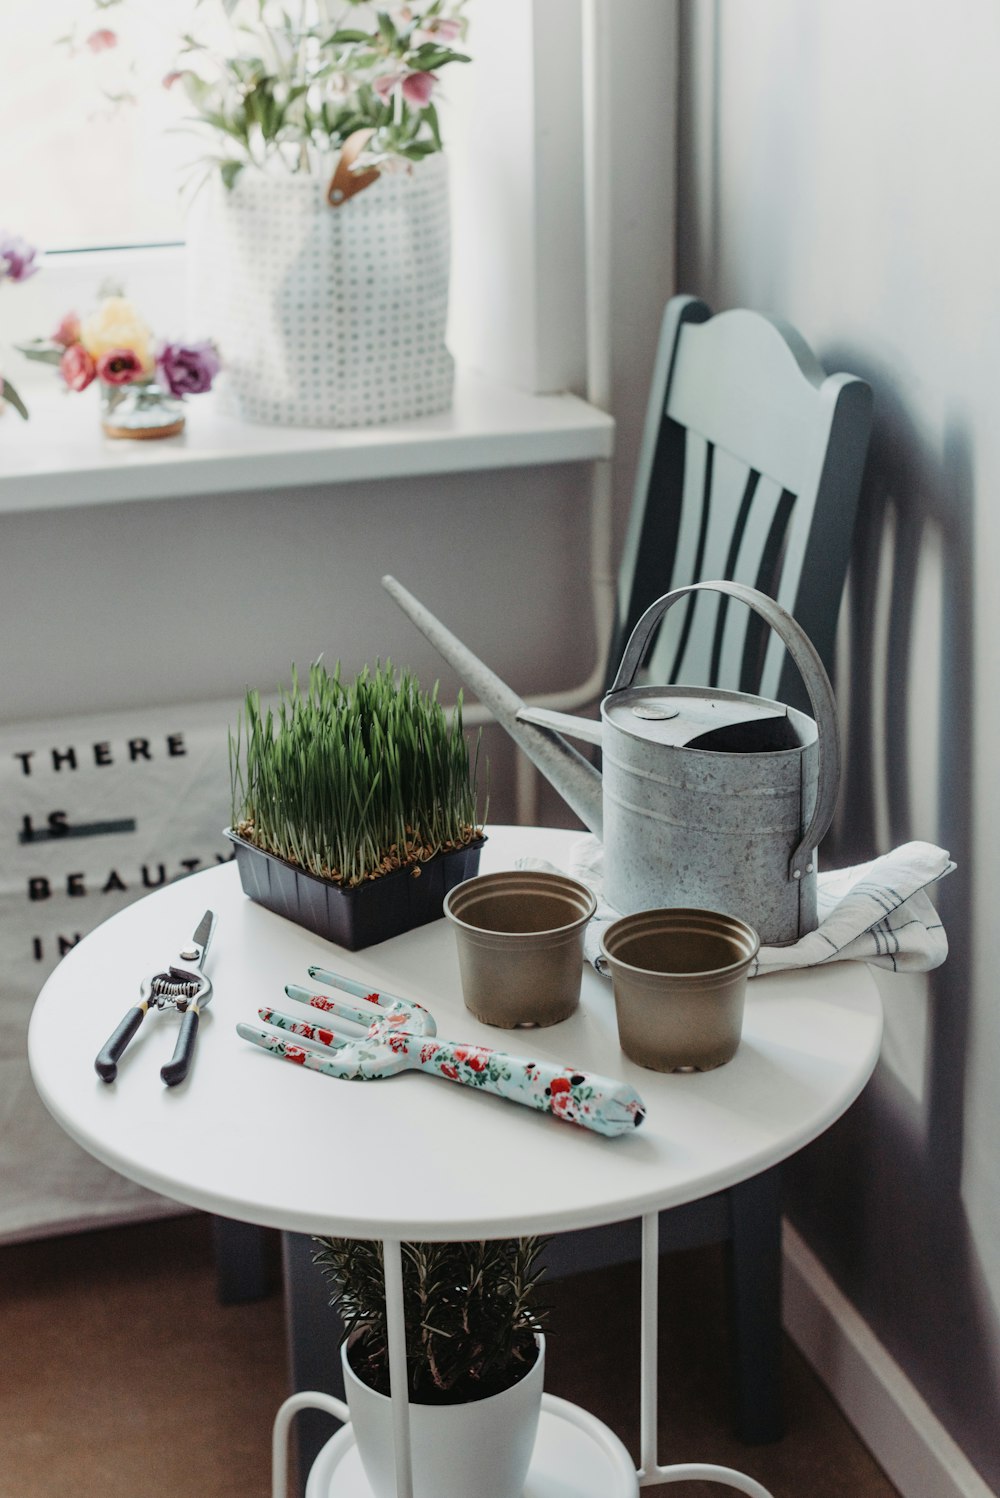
[0,1,198,251]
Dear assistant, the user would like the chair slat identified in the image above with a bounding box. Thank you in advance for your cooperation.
[640,433,711,686]
[715,475,787,689]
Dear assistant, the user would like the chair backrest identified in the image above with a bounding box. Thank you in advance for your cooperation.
[607,295,873,714]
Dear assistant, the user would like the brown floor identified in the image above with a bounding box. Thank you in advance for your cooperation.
[0,1214,900,1498]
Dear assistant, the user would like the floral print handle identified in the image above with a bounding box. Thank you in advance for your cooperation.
[414,1036,646,1137]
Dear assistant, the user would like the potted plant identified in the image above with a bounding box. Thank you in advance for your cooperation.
[313,1235,548,1498]
[66,2,472,428]
[18,290,220,439]
[227,658,486,949]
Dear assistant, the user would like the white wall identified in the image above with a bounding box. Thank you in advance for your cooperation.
[678,0,1000,1485]
[0,464,607,853]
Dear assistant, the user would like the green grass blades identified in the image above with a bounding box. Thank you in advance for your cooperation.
[229,659,486,887]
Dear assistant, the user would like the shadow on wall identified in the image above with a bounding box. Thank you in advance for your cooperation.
[673,3,998,1476]
[783,355,1000,1479]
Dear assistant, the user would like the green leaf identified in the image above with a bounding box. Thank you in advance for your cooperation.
[219,158,245,190]
[376,11,398,46]
[15,342,64,367]
[1,378,29,420]
[326,28,371,44]
[423,101,442,151]
[407,46,470,69]
[396,139,437,159]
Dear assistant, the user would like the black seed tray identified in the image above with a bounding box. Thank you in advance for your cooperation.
[225,829,485,951]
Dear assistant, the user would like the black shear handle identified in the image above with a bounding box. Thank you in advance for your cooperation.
[161,1007,200,1087]
[95,1005,147,1083]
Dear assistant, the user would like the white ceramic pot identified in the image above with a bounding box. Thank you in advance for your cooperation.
[186,154,454,429]
[342,1335,544,1498]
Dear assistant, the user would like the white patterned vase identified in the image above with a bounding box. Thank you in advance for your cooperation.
[185,157,454,429]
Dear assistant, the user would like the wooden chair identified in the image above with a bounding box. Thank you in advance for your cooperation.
[609,293,872,711]
[550,293,873,1443]
[274,295,874,1477]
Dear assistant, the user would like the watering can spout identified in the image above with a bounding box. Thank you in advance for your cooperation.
[382,575,604,838]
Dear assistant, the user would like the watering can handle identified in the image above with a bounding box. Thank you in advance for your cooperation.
[608,581,840,883]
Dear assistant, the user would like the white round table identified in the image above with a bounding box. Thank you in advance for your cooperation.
[29,825,883,1498]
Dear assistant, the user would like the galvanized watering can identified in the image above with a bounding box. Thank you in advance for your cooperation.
[383,577,840,945]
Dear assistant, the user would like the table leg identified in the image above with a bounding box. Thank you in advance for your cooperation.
[639,1212,659,1475]
[383,1238,414,1498]
[638,1210,777,1496]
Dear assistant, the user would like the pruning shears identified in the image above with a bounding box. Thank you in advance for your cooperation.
[95,911,217,1086]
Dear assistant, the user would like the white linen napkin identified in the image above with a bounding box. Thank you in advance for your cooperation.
[518,836,954,976]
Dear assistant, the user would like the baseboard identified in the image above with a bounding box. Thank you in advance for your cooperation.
[782,1224,996,1498]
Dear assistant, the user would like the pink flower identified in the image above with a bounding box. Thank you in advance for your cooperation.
[415,18,462,43]
[86,29,118,53]
[52,312,81,349]
[60,344,97,393]
[374,70,402,102]
[401,70,437,107]
[375,69,437,107]
[162,71,185,91]
[96,347,143,385]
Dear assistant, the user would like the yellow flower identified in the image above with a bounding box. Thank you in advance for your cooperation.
[79,296,155,375]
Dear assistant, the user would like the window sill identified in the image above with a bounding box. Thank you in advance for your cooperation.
[0,369,614,515]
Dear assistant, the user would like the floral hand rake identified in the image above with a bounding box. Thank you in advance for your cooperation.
[237,966,645,1139]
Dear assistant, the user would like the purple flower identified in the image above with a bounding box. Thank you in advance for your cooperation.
[0,231,40,284]
[156,340,221,397]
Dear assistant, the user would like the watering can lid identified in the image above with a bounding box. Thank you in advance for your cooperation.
[603,684,814,751]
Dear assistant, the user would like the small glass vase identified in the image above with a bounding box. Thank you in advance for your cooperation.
[100,380,184,440]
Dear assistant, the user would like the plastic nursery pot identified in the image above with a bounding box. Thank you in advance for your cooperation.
[599,908,760,1072]
[341,1334,544,1498]
[225,829,485,951]
[443,870,597,1028]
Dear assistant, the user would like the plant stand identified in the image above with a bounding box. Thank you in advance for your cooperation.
[278,1393,637,1498]
[273,1218,777,1498]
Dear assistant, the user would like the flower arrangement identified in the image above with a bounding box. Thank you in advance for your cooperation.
[67,1,472,190]
[229,658,485,889]
[19,292,219,430]
[1,229,39,420]
[313,1235,548,1402]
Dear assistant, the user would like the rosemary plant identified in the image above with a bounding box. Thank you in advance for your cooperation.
[229,659,485,887]
[313,1236,549,1403]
